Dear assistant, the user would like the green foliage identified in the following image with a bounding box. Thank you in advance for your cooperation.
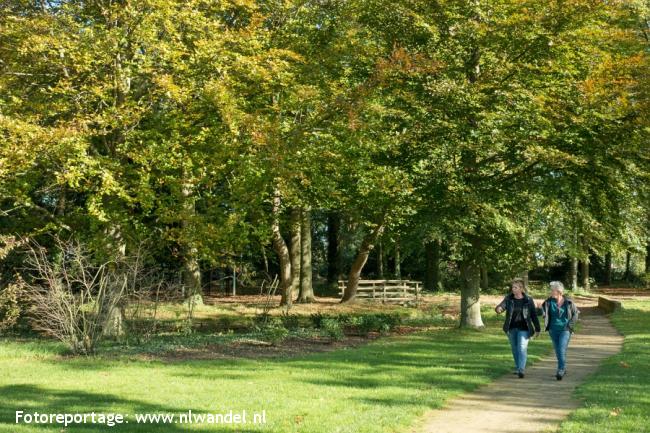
[172,315,194,336]
[0,279,21,333]
[336,312,402,335]
[252,311,293,345]
[0,0,648,317]
[279,312,301,331]
[319,318,344,342]
[251,311,402,344]
[357,313,401,335]
[633,272,650,289]
[309,312,325,328]
[257,320,290,346]
[252,312,273,329]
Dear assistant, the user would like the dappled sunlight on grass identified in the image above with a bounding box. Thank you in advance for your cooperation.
[0,312,551,433]
[558,301,650,433]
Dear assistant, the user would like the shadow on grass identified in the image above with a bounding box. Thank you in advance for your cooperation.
[558,305,650,433]
[0,384,267,433]
[3,316,555,426]
[169,327,550,409]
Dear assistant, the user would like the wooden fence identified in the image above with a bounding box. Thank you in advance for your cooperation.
[338,279,422,304]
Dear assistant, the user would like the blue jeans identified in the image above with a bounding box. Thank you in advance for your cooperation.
[549,329,571,371]
[508,329,530,371]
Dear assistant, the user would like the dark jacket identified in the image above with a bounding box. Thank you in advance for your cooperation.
[496,293,541,334]
[541,296,579,333]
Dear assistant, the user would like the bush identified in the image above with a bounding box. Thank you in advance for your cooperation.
[358,315,382,334]
[309,312,324,328]
[0,279,21,333]
[253,316,289,345]
[173,312,194,336]
[253,312,272,328]
[643,273,650,289]
[350,313,402,335]
[335,314,356,327]
[20,237,146,355]
[280,312,301,330]
[377,313,402,329]
[633,273,650,289]
[259,321,289,346]
[320,318,344,342]
[122,265,182,344]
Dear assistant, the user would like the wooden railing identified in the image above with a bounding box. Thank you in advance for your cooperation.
[338,279,422,304]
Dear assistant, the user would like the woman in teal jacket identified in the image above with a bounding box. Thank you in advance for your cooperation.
[541,281,580,380]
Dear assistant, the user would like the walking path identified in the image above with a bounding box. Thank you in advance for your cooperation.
[411,302,623,433]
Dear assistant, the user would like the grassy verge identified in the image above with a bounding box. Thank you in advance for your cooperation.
[0,307,550,433]
[558,300,650,433]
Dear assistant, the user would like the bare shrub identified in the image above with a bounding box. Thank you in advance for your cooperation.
[20,237,129,355]
[123,266,180,342]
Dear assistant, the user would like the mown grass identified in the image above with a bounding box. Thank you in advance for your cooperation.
[0,306,551,433]
[558,300,650,433]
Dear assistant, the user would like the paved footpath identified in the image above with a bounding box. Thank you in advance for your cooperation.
[411,303,623,433]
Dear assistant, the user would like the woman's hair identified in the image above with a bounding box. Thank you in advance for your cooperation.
[511,278,526,292]
[549,280,565,294]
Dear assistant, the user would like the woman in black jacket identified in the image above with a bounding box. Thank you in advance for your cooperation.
[495,279,541,378]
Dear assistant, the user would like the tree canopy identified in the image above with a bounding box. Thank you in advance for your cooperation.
[1,0,649,326]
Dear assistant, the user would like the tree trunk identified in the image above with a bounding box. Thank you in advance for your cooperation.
[297,208,315,303]
[624,251,632,281]
[99,43,132,336]
[377,240,384,279]
[569,257,578,290]
[424,240,441,292]
[56,186,66,217]
[103,225,127,338]
[459,260,484,328]
[289,207,301,302]
[604,251,612,285]
[231,260,237,296]
[341,220,385,302]
[394,238,401,279]
[480,266,488,291]
[261,245,269,274]
[181,178,203,305]
[326,210,341,289]
[581,257,590,290]
[271,193,292,307]
[521,270,529,291]
[646,243,650,274]
[183,251,203,304]
[457,7,483,329]
[104,306,126,338]
[433,239,442,291]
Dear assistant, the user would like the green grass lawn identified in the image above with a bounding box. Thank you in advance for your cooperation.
[0,308,550,433]
[558,300,650,433]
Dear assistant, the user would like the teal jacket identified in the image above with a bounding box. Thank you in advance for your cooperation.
[541,296,579,333]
